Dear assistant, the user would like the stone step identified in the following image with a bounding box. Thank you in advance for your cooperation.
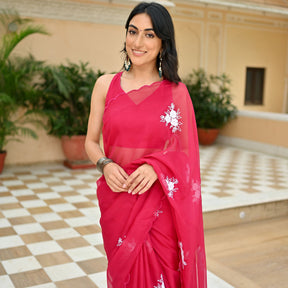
[203,199,288,229]
[204,216,288,288]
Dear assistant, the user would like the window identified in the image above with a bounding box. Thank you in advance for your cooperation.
[245,67,265,105]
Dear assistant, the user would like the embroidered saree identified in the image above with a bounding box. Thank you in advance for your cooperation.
[97,72,207,288]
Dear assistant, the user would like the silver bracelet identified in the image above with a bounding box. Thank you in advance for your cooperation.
[96,157,113,174]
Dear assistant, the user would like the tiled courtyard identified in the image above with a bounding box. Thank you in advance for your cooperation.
[0,144,287,288]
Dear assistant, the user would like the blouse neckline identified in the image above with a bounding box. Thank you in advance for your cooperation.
[118,71,165,95]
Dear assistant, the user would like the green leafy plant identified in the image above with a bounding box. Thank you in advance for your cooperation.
[37,61,104,137]
[184,68,237,129]
[0,9,48,152]
[1,55,45,108]
[0,93,38,151]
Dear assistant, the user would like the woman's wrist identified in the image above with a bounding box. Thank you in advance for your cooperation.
[96,157,114,174]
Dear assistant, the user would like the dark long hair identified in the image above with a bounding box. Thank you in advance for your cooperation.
[124,2,181,84]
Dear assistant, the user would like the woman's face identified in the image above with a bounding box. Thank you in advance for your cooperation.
[126,13,162,70]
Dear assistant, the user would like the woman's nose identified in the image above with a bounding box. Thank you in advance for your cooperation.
[134,33,143,47]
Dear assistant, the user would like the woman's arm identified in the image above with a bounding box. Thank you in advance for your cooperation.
[85,74,129,192]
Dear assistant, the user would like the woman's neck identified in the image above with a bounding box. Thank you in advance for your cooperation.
[121,66,162,93]
[124,65,161,84]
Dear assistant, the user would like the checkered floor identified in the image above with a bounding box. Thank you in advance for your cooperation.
[0,144,287,288]
[200,145,288,212]
[0,165,107,288]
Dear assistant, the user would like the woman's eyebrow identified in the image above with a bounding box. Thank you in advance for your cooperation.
[128,24,154,31]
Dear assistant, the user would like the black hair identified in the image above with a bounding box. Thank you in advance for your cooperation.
[123,2,181,84]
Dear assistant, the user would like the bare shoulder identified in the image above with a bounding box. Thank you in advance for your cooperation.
[95,73,116,90]
[92,73,117,100]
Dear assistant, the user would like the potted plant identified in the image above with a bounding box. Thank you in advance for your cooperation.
[0,93,40,173]
[185,69,237,145]
[37,61,104,168]
[0,9,48,173]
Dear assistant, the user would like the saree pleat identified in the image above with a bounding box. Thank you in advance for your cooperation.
[97,72,207,288]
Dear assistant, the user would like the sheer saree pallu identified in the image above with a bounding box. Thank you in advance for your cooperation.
[97,72,207,288]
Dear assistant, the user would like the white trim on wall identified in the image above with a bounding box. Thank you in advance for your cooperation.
[222,23,227,72]
[200,21,205,68]
[204,20,208,71]
[184,0,288,17]
[207,22,223,75]
[284,38,288,113]
[0,0,130,25]
[217,135,288,158]
[283,78,288,113]
[224,23,288,34]
[238,110,288,121]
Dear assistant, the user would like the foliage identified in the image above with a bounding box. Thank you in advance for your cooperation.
[0,10,48,62]
[0,9,48,152]
[0,93,39,151]
[184,68,237,129]
[0,55,44,107]
[37,62,104,137]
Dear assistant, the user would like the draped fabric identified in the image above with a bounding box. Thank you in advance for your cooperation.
[97,72,207,288]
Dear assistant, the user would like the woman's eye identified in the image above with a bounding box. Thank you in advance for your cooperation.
[128,30,136,35]
[146,33,155,38]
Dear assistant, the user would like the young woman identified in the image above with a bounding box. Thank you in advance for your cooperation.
[85,2,207,287]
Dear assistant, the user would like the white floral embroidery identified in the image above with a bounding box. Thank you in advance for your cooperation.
[116,236,126,247]
[179,242,187,269]
[191,179,201,199]
[154,210,163,217]
[165,177,178,199]
[160,103,182,133]
[154,274,165,288]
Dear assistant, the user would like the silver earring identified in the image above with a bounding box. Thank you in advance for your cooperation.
[158,55,162,78]
[124,55,131,71]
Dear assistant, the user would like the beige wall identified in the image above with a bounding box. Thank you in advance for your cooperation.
[221,114,288,148]
[175,20,203,76]
[5,128,65,165]
[225,24,287,112]
[173,6,288,113]
[15,18,125,74]
[2,0,288,165]
[10,1,288,113]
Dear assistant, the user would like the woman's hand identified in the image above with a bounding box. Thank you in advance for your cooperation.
[103,163,129,192]
[124,164,158,195]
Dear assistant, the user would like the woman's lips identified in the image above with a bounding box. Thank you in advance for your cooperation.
[132,49,146,56]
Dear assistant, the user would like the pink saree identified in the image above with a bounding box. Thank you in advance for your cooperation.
[97,72,207,288]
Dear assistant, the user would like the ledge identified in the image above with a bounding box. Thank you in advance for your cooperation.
[238,110,288,122]
[189,0,288,16]
[217,135,288,158]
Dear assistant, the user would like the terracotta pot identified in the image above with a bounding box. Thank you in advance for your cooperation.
[197,128,220,145]
[61,135,89,162]
[0,151,7,174]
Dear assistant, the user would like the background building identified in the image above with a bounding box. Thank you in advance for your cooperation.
[1,0,288,164]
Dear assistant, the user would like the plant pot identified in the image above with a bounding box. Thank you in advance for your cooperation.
[0,151,7,174]
[61,135,89,161]
[61,135,94,169]
[197,128,220,145]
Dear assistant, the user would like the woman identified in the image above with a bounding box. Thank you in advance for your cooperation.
[85,2,207,287]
